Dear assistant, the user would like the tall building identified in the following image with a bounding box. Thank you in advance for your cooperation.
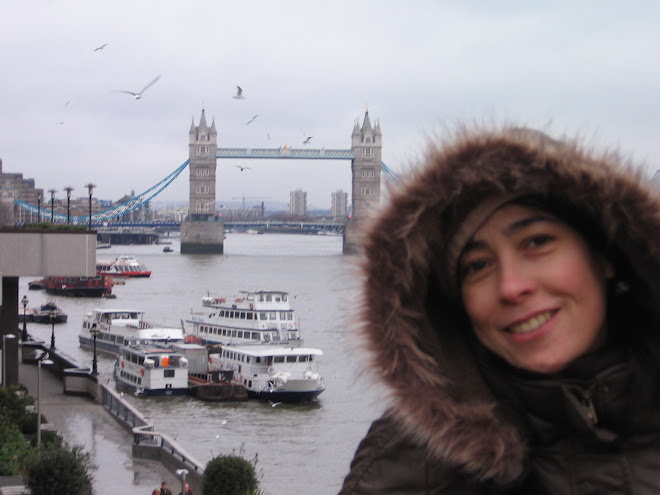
[350,110,382,219]
[289,189,307,216]
[331,189,348,220]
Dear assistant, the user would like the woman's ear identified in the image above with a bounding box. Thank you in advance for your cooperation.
[599,255,615,280]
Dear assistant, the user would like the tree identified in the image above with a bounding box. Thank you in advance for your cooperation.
[0,412,32,476]
[23,442,96,495]
[202,449,264,495]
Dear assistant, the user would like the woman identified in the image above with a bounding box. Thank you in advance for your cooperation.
[339,126,660,494]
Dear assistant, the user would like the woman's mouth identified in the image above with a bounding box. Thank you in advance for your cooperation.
[507,310,557,334]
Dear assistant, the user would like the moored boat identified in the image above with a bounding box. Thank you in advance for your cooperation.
[44,276,114,298]
[79,308,184,356]
[97,255,151,278]
[208,345,325,403]
[184,290,302,346]
[19,301,69,324]
[113,343,189,397]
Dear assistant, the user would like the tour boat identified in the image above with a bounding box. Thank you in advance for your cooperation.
[96,255,152,278]
[113,343,189,397]
[79,308,184,356]
[208,345,325,402]
[184,290,302,346]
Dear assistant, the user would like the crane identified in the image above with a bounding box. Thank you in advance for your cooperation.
[231,195,271,211]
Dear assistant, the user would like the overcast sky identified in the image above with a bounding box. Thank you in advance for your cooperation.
[2,1,659,210]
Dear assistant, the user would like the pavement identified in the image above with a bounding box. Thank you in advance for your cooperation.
[2,358,182,495]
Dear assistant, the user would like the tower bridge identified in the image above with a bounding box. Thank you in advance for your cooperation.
[15,109,387,254]
[183,108,383,254]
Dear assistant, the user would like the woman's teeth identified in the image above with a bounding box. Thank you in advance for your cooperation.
[508,311,554,334]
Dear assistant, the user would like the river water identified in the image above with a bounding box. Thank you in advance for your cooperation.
[21,234,386,495]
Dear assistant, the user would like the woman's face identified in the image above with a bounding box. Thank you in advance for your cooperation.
[459,204,612,374]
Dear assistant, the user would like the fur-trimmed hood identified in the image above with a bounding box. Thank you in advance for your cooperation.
[355,125,660,485]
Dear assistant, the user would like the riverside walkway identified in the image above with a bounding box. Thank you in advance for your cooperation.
[3,358,178,495]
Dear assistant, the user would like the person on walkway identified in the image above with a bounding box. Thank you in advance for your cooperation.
[339,125,660,494]
[179,482,194,495]
[160,480,173,495]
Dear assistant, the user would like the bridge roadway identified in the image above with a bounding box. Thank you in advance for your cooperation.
[95,219,347,233]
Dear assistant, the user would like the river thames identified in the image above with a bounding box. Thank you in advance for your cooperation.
[21,233,386,495]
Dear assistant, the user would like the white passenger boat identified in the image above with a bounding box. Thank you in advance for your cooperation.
[96,255,151,278]
[79,308,184,356]
[184,290,302,346]
[113,343,189,397]
[208,345,325,402]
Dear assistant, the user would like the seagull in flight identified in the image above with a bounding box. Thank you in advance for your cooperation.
[246,114,258,125]
[93,43,109,52]
[56,121,64,125]
[302,136,313,145]
[65,100,73,108]
[268,400,282,408]
[233,86,245,99]
[117,75,161,100]
[235,165,252,172]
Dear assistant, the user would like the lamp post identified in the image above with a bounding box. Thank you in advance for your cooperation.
[64,186,74,224]
[90,325,100,375]
[21,295,28,341]
[85,183,95,231]
[37,352,53,449]
[49,309,56,349]
[2,334,16,388]
[48,189,56,223]
[37,196,41,223]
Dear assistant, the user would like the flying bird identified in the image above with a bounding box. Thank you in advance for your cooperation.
[268,400,282,408]
[302,136,313,145]
[246,114,258,125]
[235,165,252,172]
[64,100,73,108]
[93,43,109,52]
[233,86,245,99]
[117,75,161,100]
[56,121,64,125]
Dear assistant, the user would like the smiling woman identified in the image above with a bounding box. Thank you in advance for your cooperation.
[339,125,660,494]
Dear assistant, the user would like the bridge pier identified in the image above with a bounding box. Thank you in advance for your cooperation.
[180,220,224,254]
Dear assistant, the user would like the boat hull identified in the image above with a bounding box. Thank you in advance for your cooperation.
[249,388,325,403]
[114,378,189,397]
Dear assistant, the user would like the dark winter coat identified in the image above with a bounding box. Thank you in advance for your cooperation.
[338,126,660,494]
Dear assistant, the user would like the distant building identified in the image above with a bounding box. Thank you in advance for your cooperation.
[289,189,307,217]
[0,158,43,224]
[331,189,348,220]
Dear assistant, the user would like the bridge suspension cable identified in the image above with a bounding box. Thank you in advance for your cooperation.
[15,159,189,224]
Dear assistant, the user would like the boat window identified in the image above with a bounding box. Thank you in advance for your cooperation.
[251,332,259,339]
[309,356,314,362]
[240,312,246,319]
[248,380,252,387]
[246,356,251,363]
[286,313,293,321]
[231,330,237,337]
[275,296,281,302]
[274,356,285,363]
[259,313,267,321]
[299,355,309,362]
[237,331,243,338]
[269,312,276,320]
[247,313,254,320]
[259,295,264,302]
[164,369,175,378]
[255,357,262,363]
[286,356,297,363]
[266,294,272,302]
[282,295,287,302]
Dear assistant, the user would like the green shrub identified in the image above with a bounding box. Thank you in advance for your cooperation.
[202,450,263,495]
[0,414,32,476]
[24,442,96,495]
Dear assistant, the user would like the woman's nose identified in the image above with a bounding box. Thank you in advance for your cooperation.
[497,258,535,303]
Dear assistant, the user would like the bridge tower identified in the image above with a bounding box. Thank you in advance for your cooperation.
[344,110,382,253]
[180,109,224,254]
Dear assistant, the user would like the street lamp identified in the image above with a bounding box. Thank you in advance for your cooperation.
[2,334,16,388]
[21,295,29,341]
[49,309,56,349]
[64,186,74,224]
[37,196,41,223]
[85,183,95,231]
[36,352,53,449]
[90,325,100,375]
[48,189,57,223]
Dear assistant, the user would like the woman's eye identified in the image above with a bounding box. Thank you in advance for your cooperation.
[525,234,555,248]
[460,258,489,279]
